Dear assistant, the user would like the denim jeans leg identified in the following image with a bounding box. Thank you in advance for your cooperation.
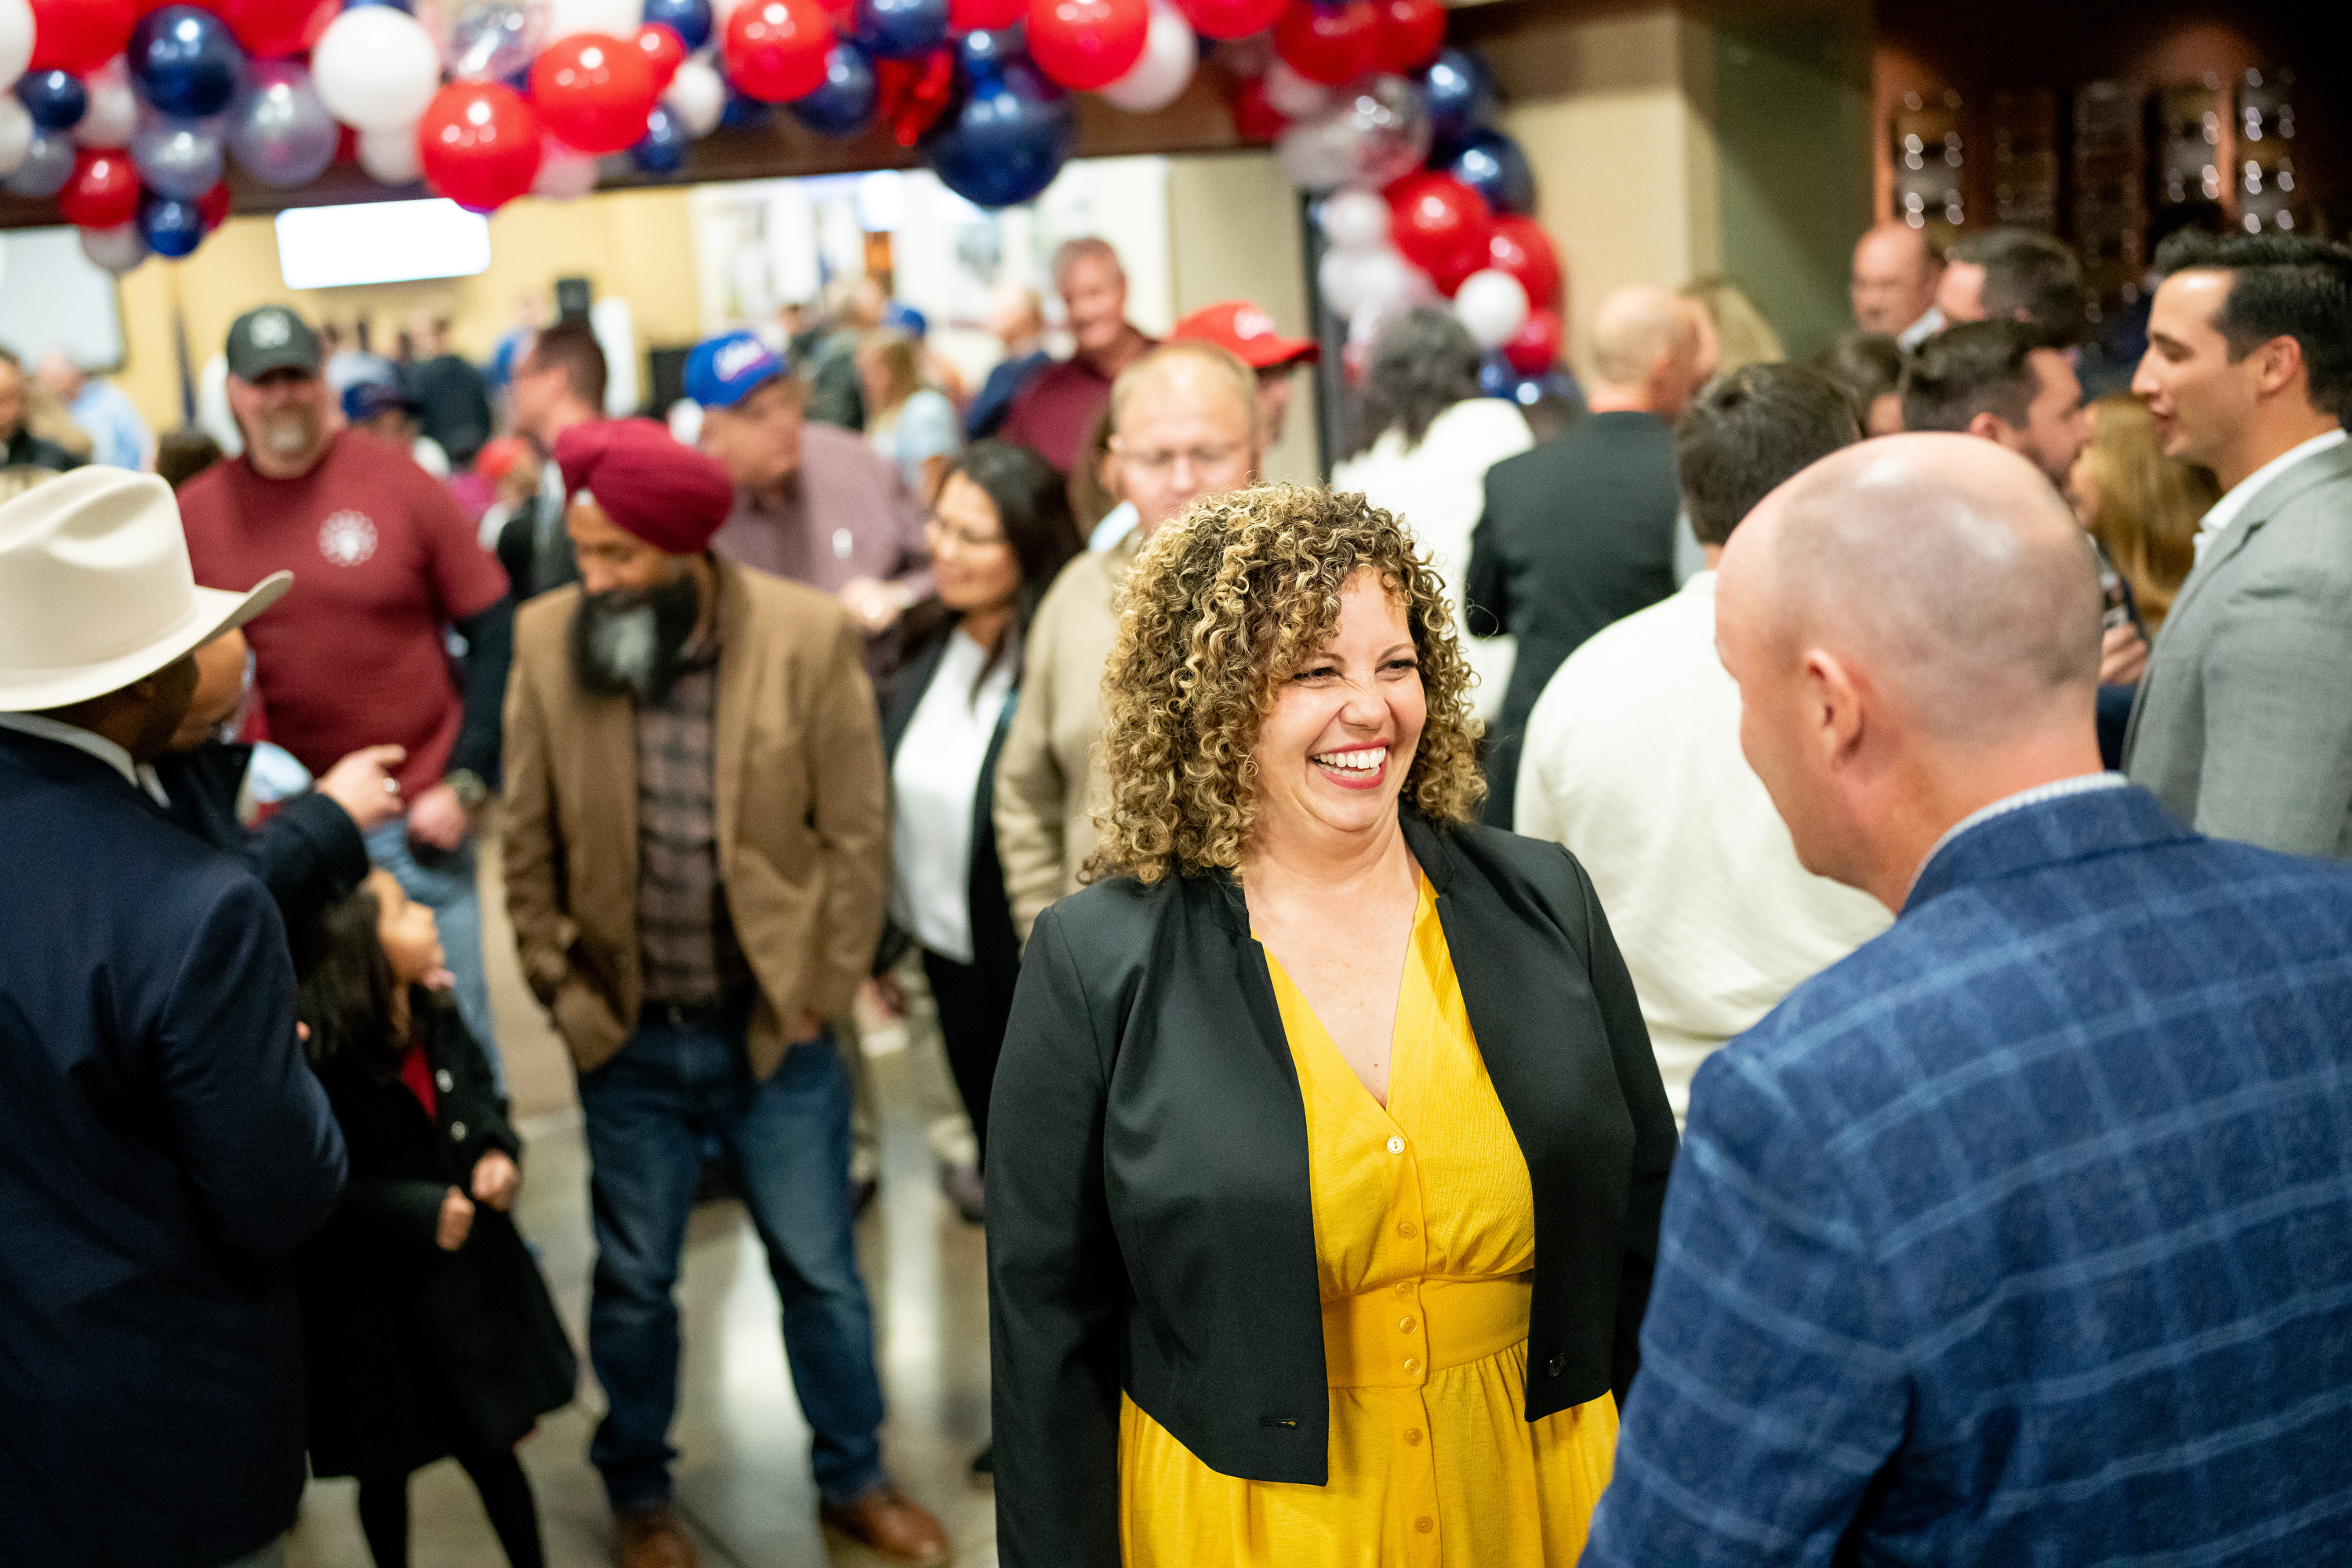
[365,820,501,1086]
[724,1032,887,1504]
[578,1025,710,1512]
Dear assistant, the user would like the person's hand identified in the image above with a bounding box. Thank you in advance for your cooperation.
[837,575,906,634]
[315,745,408,830]
[406,781,472,851]
[2099,622,2149,686]
[436,1186,476,1251]
[471,1149,521,1212]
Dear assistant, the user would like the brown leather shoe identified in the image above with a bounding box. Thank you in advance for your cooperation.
[615,1502,699,1568]
[819,1484,950,1566]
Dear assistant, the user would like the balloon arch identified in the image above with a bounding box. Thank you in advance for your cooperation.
[0,0,1565,396]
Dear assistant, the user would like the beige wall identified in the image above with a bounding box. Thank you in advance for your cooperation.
[112,187,702,434]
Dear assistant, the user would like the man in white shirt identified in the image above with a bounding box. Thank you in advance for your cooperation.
[2125,232,2352,858]
[1515,365,1891,1119]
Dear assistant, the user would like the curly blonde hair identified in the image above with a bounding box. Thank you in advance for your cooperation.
[1086,484,1484,887]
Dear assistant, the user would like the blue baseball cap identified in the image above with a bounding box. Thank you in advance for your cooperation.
[342,378,419,423]
[684,331,789,410]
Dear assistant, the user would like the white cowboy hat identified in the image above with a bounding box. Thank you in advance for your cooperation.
[0,466,291,713]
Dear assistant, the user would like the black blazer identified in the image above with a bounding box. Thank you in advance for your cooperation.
[157,739,369,928]
[877,615,1021,975]
[985,812,1677,1566]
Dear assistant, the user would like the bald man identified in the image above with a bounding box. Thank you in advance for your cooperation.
[993,341,1261,939]
[1850,222,1944,345]
[1465,283,1715,825]
[1587,434,2352,1567]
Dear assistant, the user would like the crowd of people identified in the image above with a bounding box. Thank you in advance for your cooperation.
[2,211,2349,1568]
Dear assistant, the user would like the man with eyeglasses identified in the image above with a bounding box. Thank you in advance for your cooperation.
[993,340,1262,942]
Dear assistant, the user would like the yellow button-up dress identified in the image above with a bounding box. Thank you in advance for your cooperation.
[1118,872,1619,1566]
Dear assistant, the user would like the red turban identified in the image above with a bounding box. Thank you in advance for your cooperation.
[554,419,736,557]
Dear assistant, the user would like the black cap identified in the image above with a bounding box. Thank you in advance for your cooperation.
[225,306,321,381]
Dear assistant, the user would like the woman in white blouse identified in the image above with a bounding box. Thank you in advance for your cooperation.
[879,441,1083,1197]
[1330,306,1535,722]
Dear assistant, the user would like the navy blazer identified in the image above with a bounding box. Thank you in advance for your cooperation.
[0,728,347,1568]
[157,739,370,929]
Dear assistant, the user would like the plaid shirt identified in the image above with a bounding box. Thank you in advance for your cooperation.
[1585,784,2352,1566]
[635,636,749,1005]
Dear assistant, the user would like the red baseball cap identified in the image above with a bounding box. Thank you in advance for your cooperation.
[1170,300,1319,369]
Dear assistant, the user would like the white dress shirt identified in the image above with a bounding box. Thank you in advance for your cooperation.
[1514,573,1891,1121]
[890,629,1017,964]
[0,711,170,806]
[2192,426,2348,563]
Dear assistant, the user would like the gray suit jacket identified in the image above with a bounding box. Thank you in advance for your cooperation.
[2123,436,2352,858]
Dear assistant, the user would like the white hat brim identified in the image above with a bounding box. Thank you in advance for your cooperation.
[0,571,292,713]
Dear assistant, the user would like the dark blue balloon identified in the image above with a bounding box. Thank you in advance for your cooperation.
[721,90,775,129]
[920,45,1074,209]
[1448,125,1534,216]
[854,0,950,61]
[955,27,1020,82]
[632,104,691,173]
[1421,47,1491,147]
[789,41,877,138]
[641,0,715,51]
[1477,350,1515,400]
[504,66,533,96]
[1512,369,1577,408]
[15,71,88,132]
[341,0,414,9]
[139,191,208,258]
[129,5,246,122]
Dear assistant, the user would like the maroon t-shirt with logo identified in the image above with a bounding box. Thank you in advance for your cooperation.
[180,430,508,797]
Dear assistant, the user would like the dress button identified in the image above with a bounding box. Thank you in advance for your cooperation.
[1396,1220,1417,1240]
[435,1069,453,1091]
[1403,1357,1421,1377]
[1403,1428,1423,1446]
[1394,1282,1412,1297]
[1399,1316,1417,1334]
[1386,1135,1404,1154]
[1415,1516,1434,1534]
[449,1120,467,1141]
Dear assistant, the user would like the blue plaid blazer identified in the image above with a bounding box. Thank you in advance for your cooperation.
[1583,783,2352,1566]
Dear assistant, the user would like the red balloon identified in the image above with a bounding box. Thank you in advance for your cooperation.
[27,0,136,73]
[1271,0,1376,87]
[213,0,339,60]
[724,0,835,103]
[1178,0,1283,40]
[57,149,140,228]
[1503,306,1563,376]
[419,82,546,213]
[635,23,688,89]
[197,180,232,231]
[1369,0,1442,73]
[1025,0,1147,93]
[1387,172,1493,295]
[1229,76,1285,142]
[533,33,662,155]
[949,0,1025,27]
[1486,215,1560,309]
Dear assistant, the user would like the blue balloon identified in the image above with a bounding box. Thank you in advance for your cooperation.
[642,0,714,49]
[1477,350,1515,400]
[956,26,1018,80]
[129,5,247,122]
[1448,125,1534,216]
[920,42,1073,209]
[15,71,88,132]
[855,0,949,61]
[341,0,414,9]
[1421,47,1491,147]
[789,41,877,138]
[632,104,691,173]
[721,90,775,129]
[139,191,208,258]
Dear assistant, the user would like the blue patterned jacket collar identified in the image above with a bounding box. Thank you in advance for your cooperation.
[1904,779,2195,914]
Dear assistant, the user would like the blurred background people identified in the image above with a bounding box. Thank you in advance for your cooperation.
[35,350,153,470]
[1814,330,1907,436]
[157,427,226,490]
[858,330,964,503]
[0,346,89,470]
[1169,298,1319,448]
[1000,238,1153,474]
[401,311,495,469]
[1680,277,1785,376]
[2067,395,2216,640]
[1849,222,1945,346]
[1936,227,2089,343]
[504,321,608,601]
[964,283,1050,441]
[345,379,452,481]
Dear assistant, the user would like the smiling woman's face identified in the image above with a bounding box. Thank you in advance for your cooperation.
[1253,568,1426,847]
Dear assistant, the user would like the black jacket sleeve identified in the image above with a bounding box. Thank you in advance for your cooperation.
[449,595,515,787]
[241,790,369,925]
[1464,474,1509,640]
[987,905,1127,1567]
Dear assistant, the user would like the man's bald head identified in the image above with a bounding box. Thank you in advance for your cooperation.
[1851,223,1944,336]
[1591,285,1709,418]
[1109,340,1262,534]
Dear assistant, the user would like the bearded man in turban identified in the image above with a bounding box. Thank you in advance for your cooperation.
[501,420,949,1568]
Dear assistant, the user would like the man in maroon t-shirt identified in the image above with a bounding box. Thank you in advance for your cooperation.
[180,306,515,1071]
[996,237,1156,474]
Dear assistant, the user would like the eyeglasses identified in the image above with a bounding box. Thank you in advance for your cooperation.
[1113,439,1247,477]
[925,516,1007,552]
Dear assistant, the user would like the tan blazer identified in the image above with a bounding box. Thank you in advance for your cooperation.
[502,557,887,1079]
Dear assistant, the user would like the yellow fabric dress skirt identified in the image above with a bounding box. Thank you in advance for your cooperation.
[1118,872,1618,1567]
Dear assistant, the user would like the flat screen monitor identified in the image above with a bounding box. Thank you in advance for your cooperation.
[274,199,493,290]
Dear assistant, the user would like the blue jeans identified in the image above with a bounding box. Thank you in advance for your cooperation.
[365,820,500,1086]
[577,1006,885,1511]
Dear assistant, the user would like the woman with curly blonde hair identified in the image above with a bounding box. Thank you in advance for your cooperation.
[988,484,1675,1567]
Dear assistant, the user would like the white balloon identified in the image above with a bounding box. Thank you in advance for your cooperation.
[359,123,424,185]
[0,95,29,177]
[1319,244,1431,322]
[532,139,601,198]
[313,9,445,134]
[0,0,31,96]
[1454,267,1530,350]
[1318,189,1388,253]
[1261,60,1331,120]
[73,56,137,149]
[544,0,641,42]
[662,56,724,139]
[1098,0,1196,114]
[79,221,148,276]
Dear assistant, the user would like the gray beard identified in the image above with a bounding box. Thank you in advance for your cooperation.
[586,603,659,691]
[569,571,703,702]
